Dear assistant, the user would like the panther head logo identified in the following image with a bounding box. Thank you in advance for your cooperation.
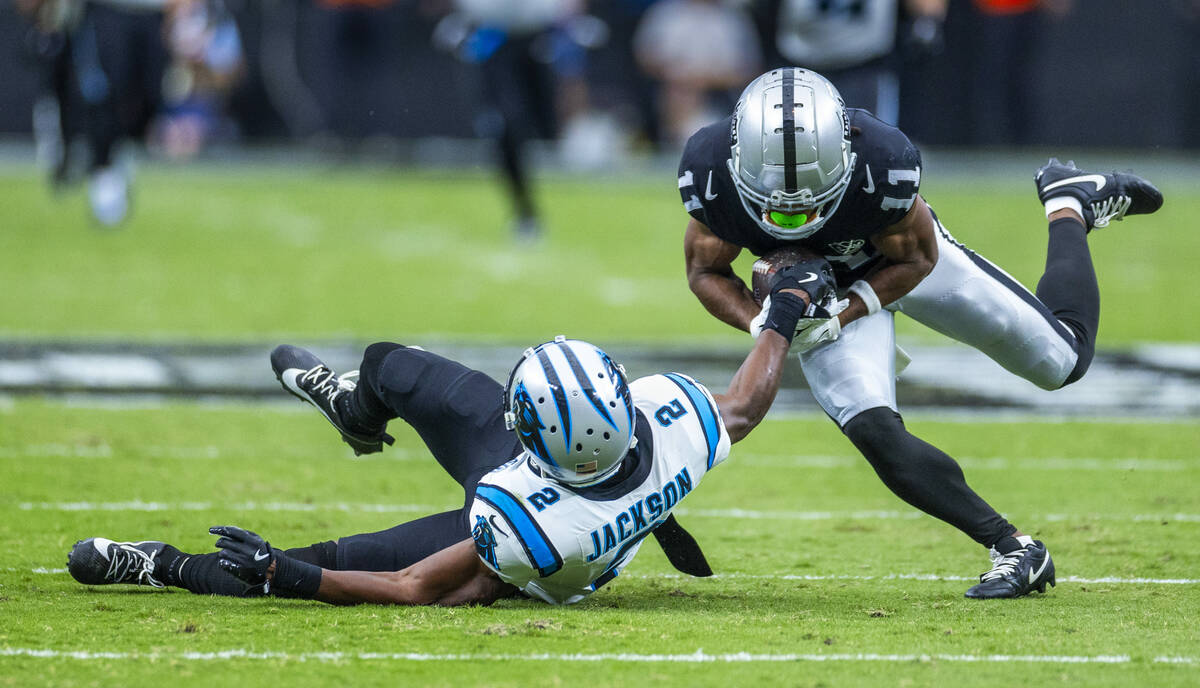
[511,382,551,462]
[472,515,499,569]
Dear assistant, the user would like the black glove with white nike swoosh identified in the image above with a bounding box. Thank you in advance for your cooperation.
[762,260,837,343]
[210,525,323,597]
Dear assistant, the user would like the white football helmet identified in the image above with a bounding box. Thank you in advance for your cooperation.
[728,68,857,240]
[503,337,637,486]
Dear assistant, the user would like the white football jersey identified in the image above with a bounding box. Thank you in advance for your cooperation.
[468,373,731,605]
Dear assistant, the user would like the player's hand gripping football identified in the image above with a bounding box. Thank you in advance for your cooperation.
[211,525,276,588]
[751,258,840,352]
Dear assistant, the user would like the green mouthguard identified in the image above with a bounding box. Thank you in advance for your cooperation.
[768,210,809,228]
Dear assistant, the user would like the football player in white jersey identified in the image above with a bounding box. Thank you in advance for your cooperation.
[66,270,830,605]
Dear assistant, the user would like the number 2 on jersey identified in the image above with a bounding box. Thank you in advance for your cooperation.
[655,399,688,427]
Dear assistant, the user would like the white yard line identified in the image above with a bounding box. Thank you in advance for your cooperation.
[15,501,446,513]
[637,573,1200,585]
[0,647,1174,665]
[4,445,1194,470]
[13,568,1197,585]
[14,501,1200,524]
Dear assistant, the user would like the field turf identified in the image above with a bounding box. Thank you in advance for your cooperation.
[2,160,1199,686]
[1,163,1198,343]
[2,402,1198,686]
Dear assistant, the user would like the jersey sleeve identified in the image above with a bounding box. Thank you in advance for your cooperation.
[635,373,733,472]
[677,141,712,227]
[852,110,924,228]
[469,483,564,590]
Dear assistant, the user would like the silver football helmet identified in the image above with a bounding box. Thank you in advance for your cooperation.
[503,336,637,486]
[728,68,857,240]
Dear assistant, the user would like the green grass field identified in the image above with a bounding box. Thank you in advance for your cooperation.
[2,402,1198,686]
[1,163,1198,343]
[2,159,1199,686]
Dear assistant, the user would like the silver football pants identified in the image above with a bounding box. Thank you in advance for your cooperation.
[800,222,1080,427]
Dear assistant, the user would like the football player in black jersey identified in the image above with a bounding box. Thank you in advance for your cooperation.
[677,68,1163,598]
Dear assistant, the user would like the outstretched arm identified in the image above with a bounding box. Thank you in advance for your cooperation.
[709,260,837,443]
[212,526,515,607]
[312,539,514,606]
[711,329,791,443]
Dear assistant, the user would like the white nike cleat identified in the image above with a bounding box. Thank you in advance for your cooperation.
[1035,158,1163,231]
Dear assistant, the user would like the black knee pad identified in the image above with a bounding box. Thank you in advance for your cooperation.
[361,342,406,384]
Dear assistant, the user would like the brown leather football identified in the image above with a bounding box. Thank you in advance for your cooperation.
[751,246,828,306]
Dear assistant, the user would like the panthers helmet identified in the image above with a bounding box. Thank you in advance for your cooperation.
[728,68,857,240]
[503,337,637,486]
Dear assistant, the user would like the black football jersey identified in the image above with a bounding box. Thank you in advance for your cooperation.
[677,109,923,285]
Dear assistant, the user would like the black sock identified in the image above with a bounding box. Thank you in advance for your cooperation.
[1035,216,1099,384]
[343,342,405,430]
[166,550,260,597]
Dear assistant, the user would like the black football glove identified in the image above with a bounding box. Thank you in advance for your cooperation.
[210,525,324,597]
[771,259,837,308]
[761,259,837,342]
[211,525,275,588]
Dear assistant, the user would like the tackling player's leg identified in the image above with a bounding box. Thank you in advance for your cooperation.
[67,535,341,597]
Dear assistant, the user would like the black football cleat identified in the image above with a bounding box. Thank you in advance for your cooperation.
[1035,158,1163,231]
[271,344,394,456]
[964,539,1056,599]
[68,538,166,588]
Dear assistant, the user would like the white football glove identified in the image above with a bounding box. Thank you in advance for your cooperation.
[792,316,841,353]
[749,295,771,340]
[792,295,847,353]
[752,295,848,353]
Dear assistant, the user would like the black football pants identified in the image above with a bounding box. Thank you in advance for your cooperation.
[168,345,521,596]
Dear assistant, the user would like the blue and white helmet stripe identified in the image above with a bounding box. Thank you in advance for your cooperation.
[534,347,573,455]
[503,337,637,486]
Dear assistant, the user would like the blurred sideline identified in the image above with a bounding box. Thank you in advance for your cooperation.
[1,339,1197,418]
[4,139,1200,188]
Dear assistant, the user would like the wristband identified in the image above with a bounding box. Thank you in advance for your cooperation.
[848,280,881,316]
[763,291,809,343]
[271,551,323,598]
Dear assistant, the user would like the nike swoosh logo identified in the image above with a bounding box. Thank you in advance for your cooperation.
[1028,552,1050,583]
[1043,174,1106,193]
[861,163,875,193]
[796,272,818,284]
[704,170,718,201]
[253,550,270,562]
[489,514,509,538]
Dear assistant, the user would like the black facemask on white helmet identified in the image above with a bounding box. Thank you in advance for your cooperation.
[727,67,857,240]
[502,337,638,486]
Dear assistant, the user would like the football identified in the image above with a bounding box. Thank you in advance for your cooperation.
[751,246,829,305]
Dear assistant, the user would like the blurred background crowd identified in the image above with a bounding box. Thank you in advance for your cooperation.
[2,0,1198,228]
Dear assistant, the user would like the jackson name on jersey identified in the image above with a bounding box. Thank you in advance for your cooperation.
[468,373,731,605]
